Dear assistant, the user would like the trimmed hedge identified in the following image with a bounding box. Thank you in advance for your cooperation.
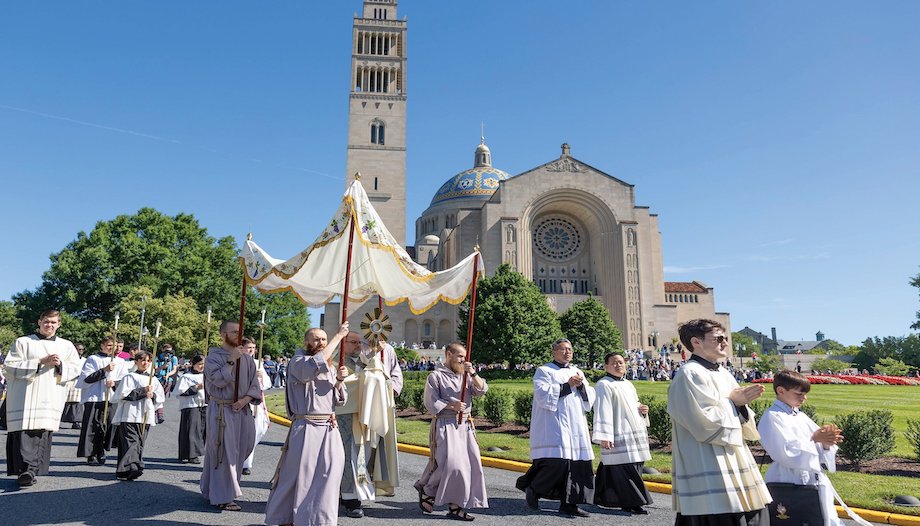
[513,391,533,426]
[482,389,511,426]
[639,394,671,447]
[834,409,895,466]
[906,418,920,461]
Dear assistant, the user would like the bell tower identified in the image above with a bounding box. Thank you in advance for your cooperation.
[345,0,407,244]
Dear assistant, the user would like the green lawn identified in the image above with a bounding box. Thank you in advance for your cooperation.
[264,381,920,516]
[481,380,920,458]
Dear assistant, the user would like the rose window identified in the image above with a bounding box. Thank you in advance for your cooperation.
[534,218,582,261]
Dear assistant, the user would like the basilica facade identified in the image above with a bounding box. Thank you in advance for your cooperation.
[323,0,731,352]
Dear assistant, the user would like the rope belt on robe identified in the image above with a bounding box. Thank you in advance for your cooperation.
[270,413,337,489]
[211,398,235,469]
[427,412,477,462]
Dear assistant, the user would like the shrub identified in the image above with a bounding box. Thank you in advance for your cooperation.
[395,384,414,411]
[482,389,511,426]
[513,391,533,426]
[906,418,920,461]
[471,393,485,417]
[479,369,535,381]
[411,384,427,413]
[640,394,671,447]
[800,403,819,423]
[834,410,895,466]
[749,398,770,419]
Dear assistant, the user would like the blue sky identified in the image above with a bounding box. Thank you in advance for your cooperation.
[1,1,918,345]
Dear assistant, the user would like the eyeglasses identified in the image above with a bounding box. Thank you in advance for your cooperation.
[712,335,728,344]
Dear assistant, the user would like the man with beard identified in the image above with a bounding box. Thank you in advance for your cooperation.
[4,310,82,487]
[199,320,264,512]
[77,337,130,465]
[414,342,489,521]
[265,324,349,526]
[516,338,596,517]
[335,332,404,518]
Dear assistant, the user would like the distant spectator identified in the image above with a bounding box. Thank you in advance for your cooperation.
[262,355,278,387]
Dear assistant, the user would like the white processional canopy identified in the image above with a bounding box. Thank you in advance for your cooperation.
[240,179,484,315]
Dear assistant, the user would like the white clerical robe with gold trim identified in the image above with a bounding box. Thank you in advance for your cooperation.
[667,360,771,516]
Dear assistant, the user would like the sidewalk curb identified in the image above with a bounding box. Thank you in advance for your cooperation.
[267,411,920,525]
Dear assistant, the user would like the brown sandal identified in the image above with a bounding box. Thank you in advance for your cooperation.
[448,505,474,521]
[217,502,242,512]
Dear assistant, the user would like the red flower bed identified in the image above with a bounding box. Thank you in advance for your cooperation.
[749,375,919,386]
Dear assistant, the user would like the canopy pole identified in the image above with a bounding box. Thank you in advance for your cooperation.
[457,251,481,424]
[339,210,357,369]
[234,263,247,402]
[378,295,384,360]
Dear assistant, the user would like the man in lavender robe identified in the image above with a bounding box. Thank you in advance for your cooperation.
[265,324,349,526]
[414,342,489,521]
[199,320,265,512]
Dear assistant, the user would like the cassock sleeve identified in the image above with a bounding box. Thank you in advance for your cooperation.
[667,368,744,447]
[243,359,263,404]
[287,353,328,384]
[334,380,347,407]
[592,381,615,444]
[386,345,404,396]
[424,373,449,416]
[469,376,488,397]
[58,343,81,383]
[78,358,105,388]
[578,378,596,412]
[111,376,136,403]
[204,352,236,388]
[4,339,42,380]
[533,366,561,412]
[757,410,825,474]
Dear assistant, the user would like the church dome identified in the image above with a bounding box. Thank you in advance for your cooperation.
[429,139,511,206]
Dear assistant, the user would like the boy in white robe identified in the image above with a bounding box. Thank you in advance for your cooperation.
[241,337,271,475]
[592,352,653,514]
[668,319,771,526]
[77,336,130,465]
[516,338,596,518]
[176,355,206,463]
[111,350,166,480]
[757,370,845,526]
[4,310,81,487]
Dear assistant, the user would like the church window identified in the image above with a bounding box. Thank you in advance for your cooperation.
[370,121,385,145]
[533,217,583,261]
[424,321,432,336]
[374,177,379,191]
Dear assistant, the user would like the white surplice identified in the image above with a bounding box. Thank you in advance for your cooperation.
[4,335,81,432]
[667,358,771,516]
[592,375,651,465]
[530,362,595,461]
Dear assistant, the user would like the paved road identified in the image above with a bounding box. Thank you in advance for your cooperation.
[0,390,859,526]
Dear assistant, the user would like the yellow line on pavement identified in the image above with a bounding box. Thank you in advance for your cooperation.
[267,411,920,525]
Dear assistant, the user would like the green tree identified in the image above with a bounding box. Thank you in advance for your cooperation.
[13,208,241,327]
[0,300,21,350]
[811,357,849,374]
[819,339,848,355]
[457,264,563,367]
[558,296,622,366]
[875,357,910,376]
[730,332,760,357]
[911,269,920,331]
[750,354,779,374]
[241,289,311,359]
[854,335,920,370]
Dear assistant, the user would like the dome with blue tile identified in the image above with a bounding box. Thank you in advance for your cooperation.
[429,139,511,206]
